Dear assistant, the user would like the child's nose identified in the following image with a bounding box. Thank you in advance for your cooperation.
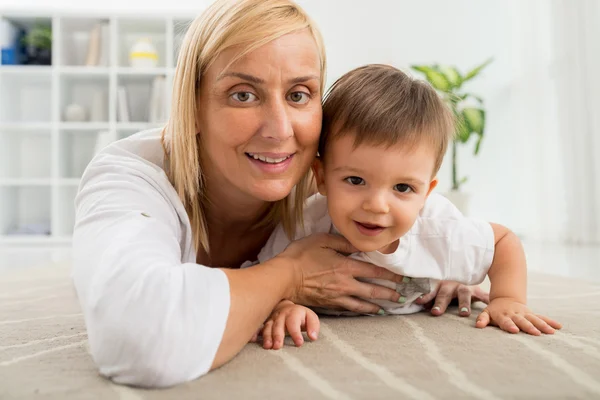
[362,192,389,214]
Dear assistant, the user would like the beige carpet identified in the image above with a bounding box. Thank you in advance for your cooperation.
[1,263,600,400]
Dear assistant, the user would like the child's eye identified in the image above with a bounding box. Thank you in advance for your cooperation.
[345,176,365,186]
[231,92,257,103]
[394,184,413,193]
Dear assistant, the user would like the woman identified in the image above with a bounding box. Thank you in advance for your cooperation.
[72,0,489,388]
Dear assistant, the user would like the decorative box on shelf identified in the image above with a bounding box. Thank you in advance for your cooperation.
[0,11,195,245]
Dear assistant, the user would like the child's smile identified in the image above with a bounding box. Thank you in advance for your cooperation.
[314,133,438,254]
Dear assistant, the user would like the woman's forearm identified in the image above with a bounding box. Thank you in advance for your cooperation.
[212,258,295,369]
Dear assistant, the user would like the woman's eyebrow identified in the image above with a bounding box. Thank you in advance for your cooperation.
[217,72,319,85]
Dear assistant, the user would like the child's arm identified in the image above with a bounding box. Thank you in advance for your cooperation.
[476,223,562,335]
[260,300,320,350]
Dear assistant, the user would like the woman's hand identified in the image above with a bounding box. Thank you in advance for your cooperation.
[415,281,490,317]
[279,233,406,315]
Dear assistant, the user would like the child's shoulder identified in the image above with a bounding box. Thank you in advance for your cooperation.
[419,192,463,220]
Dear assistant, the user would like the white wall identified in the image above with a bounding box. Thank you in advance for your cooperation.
[1,0,552,240]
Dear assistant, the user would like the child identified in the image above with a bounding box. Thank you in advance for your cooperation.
[254,64,562,350]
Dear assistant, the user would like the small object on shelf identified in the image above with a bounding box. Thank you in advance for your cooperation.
[84,23,102,66]
[0,18,17,65]
[148,75,166,123]
[7,222,51,236]
[90,90,107,121]
[117,86,130,122]
[22,24,52,65]
[64,103,87,122]
[129,38,158,68]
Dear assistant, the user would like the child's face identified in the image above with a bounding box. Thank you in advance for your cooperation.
[313,133,438,254]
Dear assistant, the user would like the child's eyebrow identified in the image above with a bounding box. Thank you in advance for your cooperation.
[333,166,426,186]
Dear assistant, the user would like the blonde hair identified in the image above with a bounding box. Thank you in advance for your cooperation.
[162,0,326,255]
[320,64,455,175]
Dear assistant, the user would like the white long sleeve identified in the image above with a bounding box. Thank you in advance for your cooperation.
[71,130,230,388]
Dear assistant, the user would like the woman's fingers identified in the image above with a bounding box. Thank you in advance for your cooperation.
[285,312,305,347]
[336,296,384,315]
[348,259,405,284]
[272,314,287,350]
[415,284,439,305]
[354,281,402,303]
[457,285,472,316]
[320,233,359,255]
[431,283,456,316]
[262,320,274,349]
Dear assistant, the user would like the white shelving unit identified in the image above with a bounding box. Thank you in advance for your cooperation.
[0,12,194,245]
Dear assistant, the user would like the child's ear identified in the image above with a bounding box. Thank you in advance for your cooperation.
[312,158,327,196]
[425,178,438,197]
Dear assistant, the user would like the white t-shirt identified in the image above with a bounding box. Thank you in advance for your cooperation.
[257,193,495,315]
[72,129,230,388]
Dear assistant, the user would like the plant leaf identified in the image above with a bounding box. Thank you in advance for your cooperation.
[474,133,484,155]
[410,65,451,92]
[439,65,462,89]
[462,108,485,135]
[463,58,493,82]
[455,115,471,143]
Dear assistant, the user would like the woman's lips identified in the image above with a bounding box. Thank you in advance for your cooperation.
[245,152,295,174]
[354,221,385,236]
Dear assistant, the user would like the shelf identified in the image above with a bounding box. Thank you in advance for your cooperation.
[58,129,103,179]
[0,185,52,237]
[0,128,52,179]
[0,13,189,244]
[59,66,110,76]
[0,65,53,76]
[59,73,109,123]
[0,179,52,186]
[59,122,110,131]
[0,72,52,123]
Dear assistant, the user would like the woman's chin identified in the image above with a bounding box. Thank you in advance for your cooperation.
[250,182,295,202]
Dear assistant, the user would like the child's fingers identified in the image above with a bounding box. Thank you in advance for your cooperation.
[285,312,305,347]
[537,314,562,330]
[498,315,520,334]
[475,310,491,329]
[306,310,320,341]
[514,315,541,336]
[272,314,287,350]
[527,314,556,335]
[262,320,274,349]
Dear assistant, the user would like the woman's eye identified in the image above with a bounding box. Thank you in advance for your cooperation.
[231,92,257,103]
[394,184,413,193]
[345,176,365,186]
[288,92,310,104]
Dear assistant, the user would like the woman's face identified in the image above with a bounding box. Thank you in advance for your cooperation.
[197,30,322,203]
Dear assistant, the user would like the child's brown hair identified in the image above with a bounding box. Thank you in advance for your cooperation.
[319,64,455,175]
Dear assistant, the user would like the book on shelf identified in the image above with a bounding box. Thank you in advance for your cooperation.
[84,21,110,67]
[117,86,130,122]
[148,75,167,123]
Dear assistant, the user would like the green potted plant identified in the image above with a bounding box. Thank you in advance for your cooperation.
[411,58,492,214]
[22,24,52,65]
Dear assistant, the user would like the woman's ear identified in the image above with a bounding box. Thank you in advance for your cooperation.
[312,158,327,196]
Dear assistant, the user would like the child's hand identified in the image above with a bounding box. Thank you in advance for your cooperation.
[261,300,320,350]
[476,297,562,335]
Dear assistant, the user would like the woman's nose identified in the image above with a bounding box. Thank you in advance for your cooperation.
[262,99,293,141]
[362,191,390,214]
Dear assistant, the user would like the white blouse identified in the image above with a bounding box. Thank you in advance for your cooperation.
[72,129,230,388]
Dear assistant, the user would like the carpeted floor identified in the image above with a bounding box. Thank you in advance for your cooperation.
[1,262,600,399]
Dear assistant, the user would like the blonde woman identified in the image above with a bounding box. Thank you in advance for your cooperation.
[72,0,489,388]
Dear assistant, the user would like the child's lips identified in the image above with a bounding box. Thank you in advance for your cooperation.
[354,221,385,236]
